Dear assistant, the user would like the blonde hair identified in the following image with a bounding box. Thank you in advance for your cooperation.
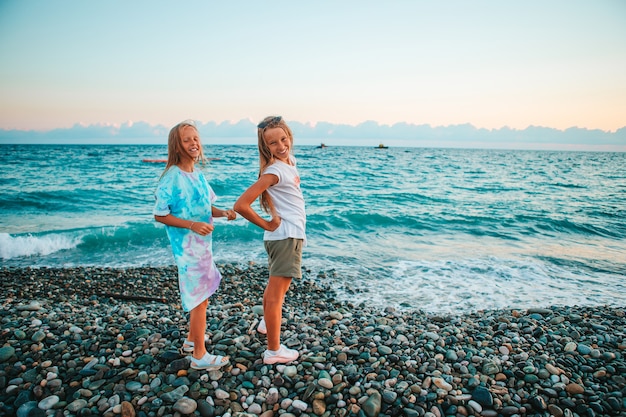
[257,116,294,213]
[161,120,205,177]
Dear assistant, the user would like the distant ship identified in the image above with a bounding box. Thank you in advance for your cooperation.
[376,143,388,149]
[317,143,328,148]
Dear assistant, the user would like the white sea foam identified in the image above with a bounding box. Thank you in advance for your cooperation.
[310,256,626,314]
[0,232,82,260]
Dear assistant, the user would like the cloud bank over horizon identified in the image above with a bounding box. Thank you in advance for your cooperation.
[1,119,624,151]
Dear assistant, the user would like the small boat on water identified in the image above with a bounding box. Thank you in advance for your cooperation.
[376,143,388,149]
[316,143,328,149]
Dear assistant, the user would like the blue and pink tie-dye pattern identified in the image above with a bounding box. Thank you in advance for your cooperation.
[154,166,222,312]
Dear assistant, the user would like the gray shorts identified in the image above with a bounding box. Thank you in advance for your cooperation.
[264,238,303,278]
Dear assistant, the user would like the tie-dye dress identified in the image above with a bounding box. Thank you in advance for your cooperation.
[153,166,222,312]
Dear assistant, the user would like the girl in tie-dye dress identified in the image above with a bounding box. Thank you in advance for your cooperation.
[154,120,236,371]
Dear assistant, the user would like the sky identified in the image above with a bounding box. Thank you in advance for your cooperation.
[0,0,625,136]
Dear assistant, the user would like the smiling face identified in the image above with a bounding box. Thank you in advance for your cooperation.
[263,127,292,164]
[179,125,202,161]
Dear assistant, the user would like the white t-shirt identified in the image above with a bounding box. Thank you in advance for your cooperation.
[263,156,306,243]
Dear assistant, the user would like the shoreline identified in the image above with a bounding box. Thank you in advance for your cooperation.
[1,265,624,416]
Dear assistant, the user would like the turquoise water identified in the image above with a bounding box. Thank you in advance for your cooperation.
[1,144,625,313]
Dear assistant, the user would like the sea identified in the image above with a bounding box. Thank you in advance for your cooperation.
[1,144,625,315]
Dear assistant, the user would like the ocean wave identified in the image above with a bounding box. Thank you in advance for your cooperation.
[0,220,265,267]
[0,232,83,260]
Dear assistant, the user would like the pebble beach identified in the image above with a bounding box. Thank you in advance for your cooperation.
[0,265,624,417]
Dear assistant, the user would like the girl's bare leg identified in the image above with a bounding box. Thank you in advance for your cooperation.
[189,299,208,359]
[263,276,292,351]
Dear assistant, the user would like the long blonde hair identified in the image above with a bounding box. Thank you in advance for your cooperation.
[161,120,205,178]
[257,115,294,213]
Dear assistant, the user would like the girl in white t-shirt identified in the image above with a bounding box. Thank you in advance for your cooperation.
[234,116,306,365]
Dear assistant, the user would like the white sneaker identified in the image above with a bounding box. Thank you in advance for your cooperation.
[257,318,267,334]
[263,344,299,365]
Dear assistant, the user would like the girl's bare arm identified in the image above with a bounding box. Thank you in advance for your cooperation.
[154,214,214,236]
[233,174,280,231]
[212,206,237,220]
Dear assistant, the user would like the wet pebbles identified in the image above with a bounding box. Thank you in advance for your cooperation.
[0,265,624,416]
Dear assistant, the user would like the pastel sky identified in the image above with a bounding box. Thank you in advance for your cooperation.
[0,0,625,133]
